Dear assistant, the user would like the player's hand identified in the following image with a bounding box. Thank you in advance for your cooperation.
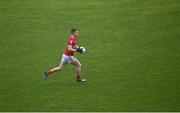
[76,48,83,53]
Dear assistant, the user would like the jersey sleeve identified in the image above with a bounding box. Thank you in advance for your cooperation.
[68,39,74,46]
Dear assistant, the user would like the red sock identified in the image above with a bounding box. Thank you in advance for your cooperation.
[48,70,54,75]
[77,75,80,80]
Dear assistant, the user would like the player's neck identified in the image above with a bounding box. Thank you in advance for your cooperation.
[71,35,78,39]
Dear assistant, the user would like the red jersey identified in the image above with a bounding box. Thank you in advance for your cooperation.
[64,35,78,56]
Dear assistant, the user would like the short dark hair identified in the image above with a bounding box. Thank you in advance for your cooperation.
[71,28,79,34]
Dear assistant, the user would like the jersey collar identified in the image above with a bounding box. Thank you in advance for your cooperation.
[71,35,77,39]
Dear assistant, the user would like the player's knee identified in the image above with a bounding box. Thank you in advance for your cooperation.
[58,66,63,71]
[76,63,81,68]
[78,62,82,67]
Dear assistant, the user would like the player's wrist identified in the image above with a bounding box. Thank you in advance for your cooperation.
[72,49,77,52]
[76,48,80,52]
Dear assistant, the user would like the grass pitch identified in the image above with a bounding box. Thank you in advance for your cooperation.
[0,0,180,111]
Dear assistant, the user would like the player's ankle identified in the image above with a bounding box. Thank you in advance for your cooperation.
[76,75,81,80]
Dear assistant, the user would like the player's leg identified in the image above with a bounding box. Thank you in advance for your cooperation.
[70,59,81,80]
[70,57,86,82]
[44,57,67,79]
[48,60,67,75]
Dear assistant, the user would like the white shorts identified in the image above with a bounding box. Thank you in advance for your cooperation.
[61,54,77,63]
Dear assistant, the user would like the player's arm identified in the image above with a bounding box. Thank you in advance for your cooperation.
[68,45,77,52]
[68,45,83,53]
[74,45,83,53]
[74,45,79,49]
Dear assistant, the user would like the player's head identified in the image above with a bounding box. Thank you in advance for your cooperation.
[71,28,79,37]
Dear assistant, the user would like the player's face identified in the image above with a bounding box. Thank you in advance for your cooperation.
[73,31,79,37]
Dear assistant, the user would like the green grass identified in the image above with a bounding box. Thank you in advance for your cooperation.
[0,0,180,111]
